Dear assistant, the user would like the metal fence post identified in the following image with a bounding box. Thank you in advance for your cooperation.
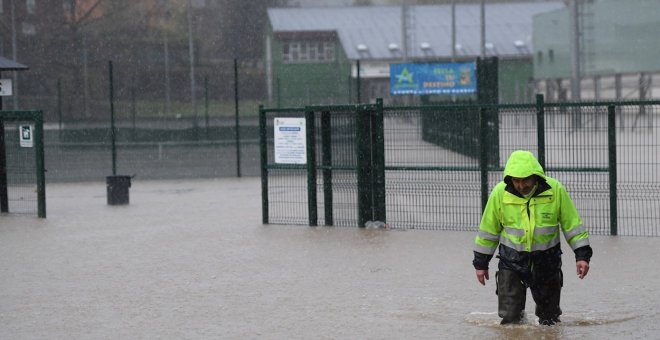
[608,105,618,236]
[372,98,386,223]
[259,105,268,224]
[108,61,117,176]
[356,59,361,103]
[479,107,489,212]
[321,110,333,226]
[57,78,63,141]
[235,58,242,178]
[305,109,318,226]
[34,111,46,218]
[0,118,6,213]
[536,94,546,170]
[356,104,371,227]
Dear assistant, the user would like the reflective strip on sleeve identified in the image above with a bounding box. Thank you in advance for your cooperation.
[473,243,497,255]
[569,237,590,250]
[564,225,587,240]
[478,230,500,242]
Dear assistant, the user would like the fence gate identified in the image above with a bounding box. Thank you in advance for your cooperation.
[260,102,385,227]
[0,110,46,218]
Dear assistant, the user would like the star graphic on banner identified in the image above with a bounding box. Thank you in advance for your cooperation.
[396,68,414,84]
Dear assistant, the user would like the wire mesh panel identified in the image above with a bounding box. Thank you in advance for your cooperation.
[262,109,309,225]
[263,106,362,227]
[268,169,308,225]
[498,106,538,167]
[383,107,481,230]
[544,105,611,235]
[313,109,359,227]
[47,116,258,182]
[261,100,660,236]
[386,169,481,230]
[616,104,660,236]
[0,111,45,218]
[3,121,38,215]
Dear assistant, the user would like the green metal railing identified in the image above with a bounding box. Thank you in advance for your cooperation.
[0,110,46,218]
[260,96,660,236]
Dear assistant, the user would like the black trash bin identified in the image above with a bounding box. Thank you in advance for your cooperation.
[106,175,132,205]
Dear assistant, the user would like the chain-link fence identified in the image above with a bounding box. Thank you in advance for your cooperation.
[17,59,265,183]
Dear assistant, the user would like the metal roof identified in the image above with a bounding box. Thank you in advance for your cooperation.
[0,56,28,71]
[268,2,564,60]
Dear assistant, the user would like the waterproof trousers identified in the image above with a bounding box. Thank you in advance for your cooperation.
[496,268,563,324]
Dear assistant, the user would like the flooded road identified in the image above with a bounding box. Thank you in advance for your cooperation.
[1,177,658,339]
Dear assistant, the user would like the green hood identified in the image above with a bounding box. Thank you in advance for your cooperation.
[503,150,545,180]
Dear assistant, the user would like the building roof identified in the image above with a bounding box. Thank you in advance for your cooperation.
[268,2,564,60]
[0,56,28,71]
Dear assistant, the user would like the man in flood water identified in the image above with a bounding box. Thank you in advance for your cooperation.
[472,150,593,325]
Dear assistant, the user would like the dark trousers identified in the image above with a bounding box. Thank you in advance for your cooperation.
[496,268,563,323]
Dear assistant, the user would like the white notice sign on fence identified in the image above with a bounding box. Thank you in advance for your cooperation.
[274,117,306,164]
[19,124,34,148]
[0,78,13,96]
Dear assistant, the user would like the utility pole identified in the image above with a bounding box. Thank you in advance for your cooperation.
[570,0,581,101]
[480,0,485,58]
[162,5,172,115]
[11,0,18,109]
[187,0,198,129]
[401,0,409,61]
[451,0,456,63]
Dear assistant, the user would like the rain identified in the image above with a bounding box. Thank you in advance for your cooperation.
[1,0,660,338]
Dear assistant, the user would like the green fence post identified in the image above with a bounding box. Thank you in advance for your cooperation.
[305,109,318,226]
[204,76,209,139]
[608,105,618,236]
[356,59,361,104]
[130,83,136,141]
[356,104,371,227]
[234,59,242,178]
[321,110,333,226]
[476,56,500,167]
[259,105,268,224]
[347,75,352,104]
[276,77,281,109]
[0,120,6,213]
[372,98,386,223]
[108,61,117,176]
[479,107,489,212]
[34,111,46,218]
[57,78,62,142]
[536,94,546,170]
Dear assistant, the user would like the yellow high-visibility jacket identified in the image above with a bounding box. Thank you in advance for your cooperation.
[473,151,591,271]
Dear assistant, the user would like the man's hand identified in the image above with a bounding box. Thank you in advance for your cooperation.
[476,269,489,285]
[576,260,590,279]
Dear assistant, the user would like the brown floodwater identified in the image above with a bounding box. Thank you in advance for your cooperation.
[1,178,657,339]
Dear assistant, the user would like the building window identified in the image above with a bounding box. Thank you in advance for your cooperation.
[548,49,554,62]
[22,22,36,35]
[283,41,335,64]
[26,0,35,14]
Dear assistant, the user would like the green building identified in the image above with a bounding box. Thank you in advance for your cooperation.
[265,1,565,107]
[533,0,660,101]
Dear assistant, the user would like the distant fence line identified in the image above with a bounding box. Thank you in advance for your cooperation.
[260,96,660,237]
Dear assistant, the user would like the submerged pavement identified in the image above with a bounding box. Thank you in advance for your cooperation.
[1,177,658,339]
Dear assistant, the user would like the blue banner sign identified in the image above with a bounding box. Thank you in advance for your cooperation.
[390,62,477,95]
